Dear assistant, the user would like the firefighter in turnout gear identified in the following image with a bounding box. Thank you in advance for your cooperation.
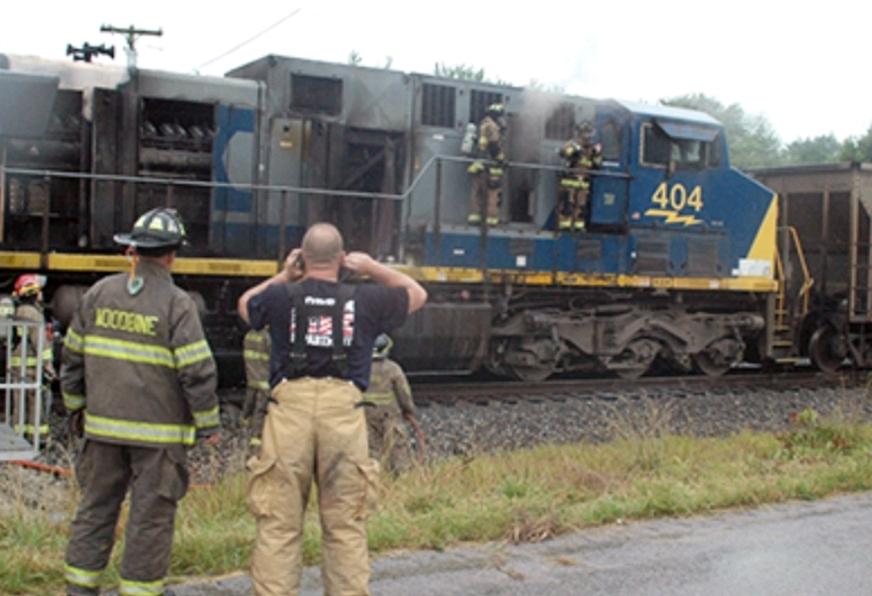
[467,102,507,226]
[10,273,54,441]
[61,208,221,596]
[239,222,428,596]
[557,120,602,230]
[363,334,416,475]
[243,326,271,446]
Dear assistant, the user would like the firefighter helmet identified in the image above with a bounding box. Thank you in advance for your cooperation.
[13,274,43,298]
[486,102,506,119]
[373,333,393,360]
[114,208,188,250]
[577,120,595,139]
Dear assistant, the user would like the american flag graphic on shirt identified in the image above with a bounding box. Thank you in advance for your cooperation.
[289,299,355,347]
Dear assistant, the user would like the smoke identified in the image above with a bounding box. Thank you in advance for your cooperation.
[6,54,130,122]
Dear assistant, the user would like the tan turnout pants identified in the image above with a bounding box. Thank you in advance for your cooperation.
[365,405,413,476]
[247,377,380,596]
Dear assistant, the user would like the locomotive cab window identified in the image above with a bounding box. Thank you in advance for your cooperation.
[641,123,671,166]
[641,122,721,170]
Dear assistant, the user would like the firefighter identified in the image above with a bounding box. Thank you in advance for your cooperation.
[238,222,427,596]
[242,326,271,447]
[467,102,507,226]
[61,208,221,596]
[363,334,416,475]
[557,120,602,230]
[10,273,54,441]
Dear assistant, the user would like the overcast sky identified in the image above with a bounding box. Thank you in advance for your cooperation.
[3,1,869,144]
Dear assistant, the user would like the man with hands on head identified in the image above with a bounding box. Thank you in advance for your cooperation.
[238,222,426,596]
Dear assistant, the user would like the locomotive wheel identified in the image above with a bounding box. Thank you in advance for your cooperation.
[693,338,743,377]
[509,363,555,382]
[610,339,659,380]
[693,351,732,377]
[809,325,847,373]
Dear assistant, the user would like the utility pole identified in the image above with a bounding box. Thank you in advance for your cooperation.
[100,24,162,68]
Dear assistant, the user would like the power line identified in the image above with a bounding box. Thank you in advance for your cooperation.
[191,9,301,73]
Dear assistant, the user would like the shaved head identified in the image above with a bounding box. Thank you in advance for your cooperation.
[301,223,344,267]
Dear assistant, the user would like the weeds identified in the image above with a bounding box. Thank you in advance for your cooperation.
[776,407,872,459]
[6,402,872,594]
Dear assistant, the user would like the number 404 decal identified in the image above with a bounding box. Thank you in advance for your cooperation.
[644,182,704,226]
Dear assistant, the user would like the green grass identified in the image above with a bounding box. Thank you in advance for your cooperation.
[5,405,872,595]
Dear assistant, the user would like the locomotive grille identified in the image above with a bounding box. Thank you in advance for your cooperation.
[634,238,670,274]
[508,238,535,256]
[686,237,721,276]
[291,74,342,116]
[545,103,575,141]
[469,90,503,125]
[421,83,456,128]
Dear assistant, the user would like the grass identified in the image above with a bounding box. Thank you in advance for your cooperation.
[4,399,872,594]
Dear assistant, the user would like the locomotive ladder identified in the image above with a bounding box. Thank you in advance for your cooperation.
[773,226,813,359]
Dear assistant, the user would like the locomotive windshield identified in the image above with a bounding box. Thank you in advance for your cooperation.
[641,121,722,171]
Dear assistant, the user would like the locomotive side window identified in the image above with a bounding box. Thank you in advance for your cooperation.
[642,123,671,166]
[421,83,456,128]
[291,74,342,115]
[545,102,575,140]
[600,119,623,162]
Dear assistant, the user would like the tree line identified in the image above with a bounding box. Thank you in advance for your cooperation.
[663,94,872,170]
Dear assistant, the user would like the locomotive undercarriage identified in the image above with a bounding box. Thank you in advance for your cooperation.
[482,287,765,381]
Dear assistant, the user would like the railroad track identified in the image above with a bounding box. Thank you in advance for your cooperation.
[410,368,866,407]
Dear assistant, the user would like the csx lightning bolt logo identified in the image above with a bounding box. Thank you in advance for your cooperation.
[643,209,704,226]
[644,182,704,227]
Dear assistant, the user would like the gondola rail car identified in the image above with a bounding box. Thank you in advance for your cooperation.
[0,52,796,384]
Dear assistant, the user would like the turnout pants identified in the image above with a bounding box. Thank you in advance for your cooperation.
[468,170,501,223]
[244,386,271,444]
[247,377,380,596]
[365,405,413,476]
[64,440,189,596]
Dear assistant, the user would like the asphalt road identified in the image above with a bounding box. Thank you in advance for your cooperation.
[155,492,872,596]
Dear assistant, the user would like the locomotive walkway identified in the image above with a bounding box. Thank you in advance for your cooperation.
[135,491,872,596]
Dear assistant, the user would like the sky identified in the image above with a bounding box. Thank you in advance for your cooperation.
[2,1,870,144]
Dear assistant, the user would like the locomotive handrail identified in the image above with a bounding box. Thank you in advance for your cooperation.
[430,154,633,179]
[0,167,409,202]
[778,225,814,315]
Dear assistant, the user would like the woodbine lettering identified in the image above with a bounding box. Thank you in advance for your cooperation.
[94,308,159,337]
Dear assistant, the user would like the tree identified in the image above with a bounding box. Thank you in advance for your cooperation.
[526,79,566,93]
[434,62,486,81]
[433,63,511,86]
[839,123,872,162]
[661,94,783,169]
[348,50,362,66]
[782,134,841,165]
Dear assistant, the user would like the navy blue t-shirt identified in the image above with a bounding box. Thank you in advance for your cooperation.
[247,278,409,390]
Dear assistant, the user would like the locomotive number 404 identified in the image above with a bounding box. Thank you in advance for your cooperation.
[650,182,703,211]
[644,182,704,226]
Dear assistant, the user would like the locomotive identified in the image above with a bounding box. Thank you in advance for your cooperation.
[0,51,839,384]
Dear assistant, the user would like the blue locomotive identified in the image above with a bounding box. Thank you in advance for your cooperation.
[0,52,784,383]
